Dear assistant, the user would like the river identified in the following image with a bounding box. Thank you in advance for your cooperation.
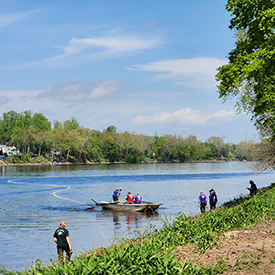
[0,161,274,271]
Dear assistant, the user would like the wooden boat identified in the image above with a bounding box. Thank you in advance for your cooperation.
[98,200,162,213]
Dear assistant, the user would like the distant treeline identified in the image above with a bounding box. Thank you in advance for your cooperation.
[0,110,258,163]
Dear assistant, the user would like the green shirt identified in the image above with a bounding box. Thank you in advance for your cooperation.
[53,227,69,250]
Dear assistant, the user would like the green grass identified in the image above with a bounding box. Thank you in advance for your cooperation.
[2,184,275,274]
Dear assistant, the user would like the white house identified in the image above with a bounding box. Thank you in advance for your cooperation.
[0,144,18,156]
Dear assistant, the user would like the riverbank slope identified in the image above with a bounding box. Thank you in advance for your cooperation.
[2,184,275,274]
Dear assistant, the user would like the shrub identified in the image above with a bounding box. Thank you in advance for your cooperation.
[11,156,18,164]
[21,154,30,163]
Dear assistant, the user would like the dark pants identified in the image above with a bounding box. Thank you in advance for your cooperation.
[57,248,71,264]
[210,201,217,210]
[200,202,207,213]
[113,195,118,201]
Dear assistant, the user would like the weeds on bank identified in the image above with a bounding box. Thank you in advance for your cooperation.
[2,184,275,274]
[159,184,275,253]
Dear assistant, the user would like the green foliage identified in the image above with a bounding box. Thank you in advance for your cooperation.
[105,125,117,133]
[64,117,80,131]
[10,156,18,164]
[32,112,51,131]
[159,186,275,254]
[0,110,258,163]
[127,150,138,163]
[15,111,32,129]
[0,110,19,143]
[216,0,275,140]
[21,153,30,163]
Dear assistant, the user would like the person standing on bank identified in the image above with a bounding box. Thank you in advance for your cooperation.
[209,189,218,210]
[198,191,207,213]
[209,189,213,209]
[113,187,122,201]
[247,180,257,196]
[53,221,72,265]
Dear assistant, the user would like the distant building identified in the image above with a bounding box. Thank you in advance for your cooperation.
[0,143,18,156]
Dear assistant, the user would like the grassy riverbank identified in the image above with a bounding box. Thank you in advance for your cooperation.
[2,184,275,274]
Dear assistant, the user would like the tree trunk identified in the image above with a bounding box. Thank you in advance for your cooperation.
[66,147,70,162]
[38,143,42,156]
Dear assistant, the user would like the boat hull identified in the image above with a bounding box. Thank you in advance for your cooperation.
[100,201,162,212]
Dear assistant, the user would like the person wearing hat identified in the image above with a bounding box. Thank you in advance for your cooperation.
[113,187,122,201]
[198,191,207,213]
[247,180,257,196]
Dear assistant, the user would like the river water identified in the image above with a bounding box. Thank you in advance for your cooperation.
[0,162,274,271]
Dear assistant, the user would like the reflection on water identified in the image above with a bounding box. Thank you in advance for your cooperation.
[94,209,159,240]
[0,162,274,271]
[112,211,120,228]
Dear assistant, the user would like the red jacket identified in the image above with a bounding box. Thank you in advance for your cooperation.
[125,194,134,203]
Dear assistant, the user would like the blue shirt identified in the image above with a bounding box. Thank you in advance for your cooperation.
[199,194,207,204]
[113,189,121,197]
[134,195,142,204]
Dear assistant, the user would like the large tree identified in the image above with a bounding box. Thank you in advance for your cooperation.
[207,136,226,159]
[32,112,51,131]
[216,1,275,139]
[0,110,19,143]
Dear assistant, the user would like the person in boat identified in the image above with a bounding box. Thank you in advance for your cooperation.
[198,191,207,213]
[125,192,134,203]
[53,221,72,265]
[113,187,122,201]
[209,189,218,210]
[247,180,257,196]
[134,193,143,204]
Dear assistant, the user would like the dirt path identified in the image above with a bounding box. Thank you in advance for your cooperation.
[175,220,275,274]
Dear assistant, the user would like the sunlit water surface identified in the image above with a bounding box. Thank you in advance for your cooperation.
[0,162,274,271]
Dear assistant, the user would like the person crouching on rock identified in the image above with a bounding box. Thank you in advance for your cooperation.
[247,180,257,196]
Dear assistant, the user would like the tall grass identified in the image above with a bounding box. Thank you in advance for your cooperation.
[2,185,275,274]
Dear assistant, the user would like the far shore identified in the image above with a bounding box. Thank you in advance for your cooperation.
[0,158,232,167]
[0,160,120,167]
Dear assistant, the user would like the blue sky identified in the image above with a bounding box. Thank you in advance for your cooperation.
[0,0,258,143]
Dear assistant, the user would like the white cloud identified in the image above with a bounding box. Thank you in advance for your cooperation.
[0,10,38,28]
[12,35,162,68]
[36,78,83,100]
[34,78,125,101]
[0,12,27,28]
[132,107,235,126]
[0,96,9,105]
[63,36,161,55]
[130,57,227,89]
[89,81,125,99]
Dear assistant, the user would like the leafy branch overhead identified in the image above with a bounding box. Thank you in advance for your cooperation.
[216,0,275,138]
